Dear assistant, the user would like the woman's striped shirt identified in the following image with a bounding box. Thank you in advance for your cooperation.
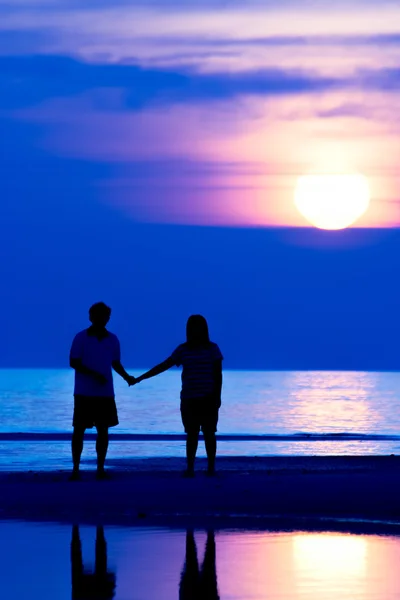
[170,342,223,400]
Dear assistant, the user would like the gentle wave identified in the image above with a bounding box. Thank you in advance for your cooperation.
[1,432,400,441]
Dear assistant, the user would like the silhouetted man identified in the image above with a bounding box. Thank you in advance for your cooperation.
[179,530,220,600]
[71,525,116,599]
[69,302,135,480]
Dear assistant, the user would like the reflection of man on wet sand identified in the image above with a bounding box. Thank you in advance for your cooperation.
[179,530,220,600]
[71,525,116,599]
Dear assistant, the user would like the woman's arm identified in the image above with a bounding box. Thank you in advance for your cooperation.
[136,356,176,383]
[213,359,223,405]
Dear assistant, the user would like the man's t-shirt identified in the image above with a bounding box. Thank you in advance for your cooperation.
[170,342,223,400]
[70,329,121,397]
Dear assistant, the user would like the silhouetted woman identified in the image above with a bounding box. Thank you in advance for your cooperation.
[134,315,223,477]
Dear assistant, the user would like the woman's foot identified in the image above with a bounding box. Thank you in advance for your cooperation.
[96,469,111,480]
[206,461,216,477]
[182,468,195,478]
[69,469,80,481]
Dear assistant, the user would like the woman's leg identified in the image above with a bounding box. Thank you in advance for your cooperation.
[203,405,219,475]
[181,404,200,476]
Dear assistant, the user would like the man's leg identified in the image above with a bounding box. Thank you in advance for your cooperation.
[203,431,217,475]
[95,426,109,477]
[71,427,85,479]
[185,429,199,477]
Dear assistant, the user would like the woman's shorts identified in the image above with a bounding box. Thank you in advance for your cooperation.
[73,395,119,429]
[180,396,220,433]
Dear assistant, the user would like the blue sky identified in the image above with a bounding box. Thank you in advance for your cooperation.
[1,0,400,369]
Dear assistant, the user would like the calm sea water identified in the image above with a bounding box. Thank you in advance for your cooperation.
[1,522,400,600]
[1,369,400,469]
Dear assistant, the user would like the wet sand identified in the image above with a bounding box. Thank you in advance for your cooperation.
[1,456,400,528]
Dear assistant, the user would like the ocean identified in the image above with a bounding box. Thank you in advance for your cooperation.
[1,369,400,470]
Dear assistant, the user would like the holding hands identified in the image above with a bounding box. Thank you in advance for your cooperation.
[94,371,136,387]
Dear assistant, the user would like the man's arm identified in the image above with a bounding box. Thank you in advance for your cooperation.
[135,356,176,384]
[69,358,107,384]
[111,337,135,385]
[112,360,135,385]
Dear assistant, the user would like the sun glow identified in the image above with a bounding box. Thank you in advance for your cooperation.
[293,534,367,579]
[294,173,370,230]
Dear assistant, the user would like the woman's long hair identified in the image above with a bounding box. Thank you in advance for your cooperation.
[186,315,210,348]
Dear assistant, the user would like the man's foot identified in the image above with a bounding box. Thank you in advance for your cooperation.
[206,468,216,477]
[182,468,195,478]
[96,469,111,481]
[69,470,81,481]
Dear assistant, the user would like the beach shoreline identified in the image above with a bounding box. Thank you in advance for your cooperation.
[1,456,400,529]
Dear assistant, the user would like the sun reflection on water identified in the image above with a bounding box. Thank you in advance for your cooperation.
[292,534,368,599]
[293,533,367,575]
[217,530,400,600]
[286,371,383,434]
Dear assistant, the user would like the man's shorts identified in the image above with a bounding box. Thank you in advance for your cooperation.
[180,396,220,434]
[73,395,119,429]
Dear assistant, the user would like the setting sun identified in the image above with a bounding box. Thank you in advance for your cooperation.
[294,173,370,230]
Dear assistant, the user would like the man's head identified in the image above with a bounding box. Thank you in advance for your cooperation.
[89,302,111,327]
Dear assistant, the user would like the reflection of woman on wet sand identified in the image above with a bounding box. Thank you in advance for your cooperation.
[179,530,220,600]
[71,525,116,599]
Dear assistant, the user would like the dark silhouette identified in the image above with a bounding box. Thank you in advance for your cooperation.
[69,302,135,480]
[71,525,116,599]
[132,315,223,477]
[179,530,220,600]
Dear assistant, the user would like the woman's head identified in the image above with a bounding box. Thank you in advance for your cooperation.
[186,314,210,347]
